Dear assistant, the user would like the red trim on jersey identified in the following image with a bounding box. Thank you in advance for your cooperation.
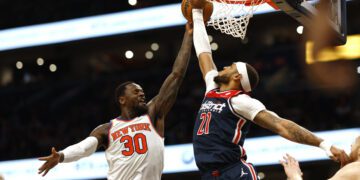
[107,120,113,149]
[232,119,246,144]
[146,115,164,138]
[205,89,242,99]
[241,159,257,180]
[241,146,246,158]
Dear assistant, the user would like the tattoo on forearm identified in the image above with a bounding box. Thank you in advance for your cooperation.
[172,32,193,76]
[155,32,193,116]
[284,121,320,146]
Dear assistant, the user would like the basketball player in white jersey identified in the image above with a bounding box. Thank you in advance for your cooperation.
[282,136,360,180]
[38,24,193,180]
[191,2,349,179]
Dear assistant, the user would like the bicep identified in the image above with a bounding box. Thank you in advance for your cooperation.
[199,53,217,80]
[89,123,110,149]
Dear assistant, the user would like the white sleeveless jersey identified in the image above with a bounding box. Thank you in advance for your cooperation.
[105,114,164,180]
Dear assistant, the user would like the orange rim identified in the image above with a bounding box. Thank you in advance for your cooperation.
[212,0,269,6]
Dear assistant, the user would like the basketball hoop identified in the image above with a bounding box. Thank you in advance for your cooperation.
[207,0,276,39]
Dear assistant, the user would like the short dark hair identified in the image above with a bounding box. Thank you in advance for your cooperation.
[246,63,259,90]
[115,81,134,106]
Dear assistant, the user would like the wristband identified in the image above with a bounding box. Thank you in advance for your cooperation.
[319,140,334,157]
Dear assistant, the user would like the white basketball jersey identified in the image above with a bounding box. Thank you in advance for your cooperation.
[105,114,164,180]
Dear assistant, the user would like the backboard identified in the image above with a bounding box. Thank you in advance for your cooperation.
[271,0,347,45]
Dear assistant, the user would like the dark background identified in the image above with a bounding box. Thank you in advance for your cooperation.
[0,0,359,179]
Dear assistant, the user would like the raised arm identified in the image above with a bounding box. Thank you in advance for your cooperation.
[253,110,349,166]
[192,8,217,79]
[147,24,193,136]
[38,123,110,176]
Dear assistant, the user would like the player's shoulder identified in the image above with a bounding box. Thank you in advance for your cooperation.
[341,161,360,169]
[231,93,259,103]
[342,161,360,172]
[92,122,111,134]
[330,162,360,180]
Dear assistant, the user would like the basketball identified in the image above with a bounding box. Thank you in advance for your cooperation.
[181,0,213,22]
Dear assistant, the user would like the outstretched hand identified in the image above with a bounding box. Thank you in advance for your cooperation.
[38,147,62,176]
[330,146,350,168]
[280,154,303,180]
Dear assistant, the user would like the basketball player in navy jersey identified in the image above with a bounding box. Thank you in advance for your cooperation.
[191,7,349,180]
[38,24,193,180]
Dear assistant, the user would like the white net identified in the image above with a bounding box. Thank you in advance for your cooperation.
[207,0,266,39]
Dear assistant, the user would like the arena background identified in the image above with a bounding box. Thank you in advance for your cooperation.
[0,0,359,179]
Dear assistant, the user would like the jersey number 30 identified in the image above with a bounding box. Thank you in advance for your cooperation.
[120,133,148,156]
[197,112,212,135]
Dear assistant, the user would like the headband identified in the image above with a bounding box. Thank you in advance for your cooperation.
[235,62,251,92]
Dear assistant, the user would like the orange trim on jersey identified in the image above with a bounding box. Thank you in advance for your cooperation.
[106,120,113,150]
[146,115,164,138]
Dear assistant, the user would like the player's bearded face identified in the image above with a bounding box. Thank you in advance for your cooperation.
[124,84,148,116]
[214,74,231,85]
[134,101,148,116]
[132,94,148,116]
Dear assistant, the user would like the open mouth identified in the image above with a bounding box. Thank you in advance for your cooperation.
[139,98,146,105]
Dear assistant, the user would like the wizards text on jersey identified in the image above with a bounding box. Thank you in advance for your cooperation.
[199,100,226,113]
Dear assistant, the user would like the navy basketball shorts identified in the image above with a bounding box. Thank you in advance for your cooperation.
[201,160,259,180]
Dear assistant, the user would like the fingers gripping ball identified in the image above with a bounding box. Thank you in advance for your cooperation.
[181,0,213,22]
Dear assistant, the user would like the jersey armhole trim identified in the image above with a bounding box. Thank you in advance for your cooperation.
[106,120,113,150]
[228,96,248,120]
[146,114,164,138]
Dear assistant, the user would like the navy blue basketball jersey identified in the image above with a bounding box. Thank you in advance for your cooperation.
[193,89,252,172]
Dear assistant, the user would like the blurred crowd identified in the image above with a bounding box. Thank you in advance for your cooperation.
[0,47,359,161]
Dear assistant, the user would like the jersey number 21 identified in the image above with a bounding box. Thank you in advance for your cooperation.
[197,112,212,135]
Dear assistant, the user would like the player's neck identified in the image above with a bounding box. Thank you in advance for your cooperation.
[120,109,139,119]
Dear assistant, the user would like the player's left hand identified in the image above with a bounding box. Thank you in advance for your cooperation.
[280,154,303,180]
[329,146,350,168]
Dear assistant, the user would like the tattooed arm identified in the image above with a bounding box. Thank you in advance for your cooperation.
[147,23,193,137]
[254,110,322,146]
[253,110,349,166]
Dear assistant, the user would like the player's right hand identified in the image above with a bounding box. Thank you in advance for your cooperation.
[330,146,350,168]
[38,147,62,176]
